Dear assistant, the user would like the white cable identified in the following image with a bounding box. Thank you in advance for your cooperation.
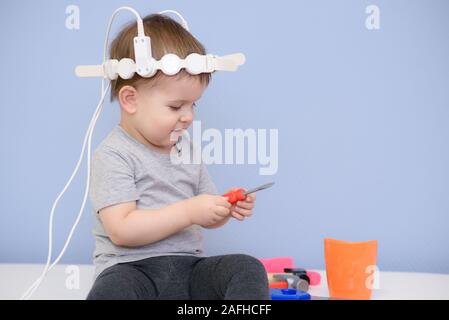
[19,6,139,300]
[111,6,144,36]
[158,10,189,31]
[20,83,110,300]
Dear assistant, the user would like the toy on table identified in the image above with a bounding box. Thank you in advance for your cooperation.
[269,281,288,289]
[270,288,311,300]
[284,267,311,284]
[273,274,309,292]
[284,267,321,286]
[324,238,378,300]
[260,257,322,291]
[259,257,294,273]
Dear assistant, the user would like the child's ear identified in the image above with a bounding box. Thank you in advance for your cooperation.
[118,85,138,114]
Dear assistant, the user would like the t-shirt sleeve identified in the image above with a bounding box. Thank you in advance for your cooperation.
[197,163,218,196]
[89,147,140,214]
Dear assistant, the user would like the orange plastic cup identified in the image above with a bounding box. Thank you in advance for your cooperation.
[324,238,378,300]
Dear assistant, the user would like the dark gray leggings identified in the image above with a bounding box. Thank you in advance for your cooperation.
[86,254,270,300]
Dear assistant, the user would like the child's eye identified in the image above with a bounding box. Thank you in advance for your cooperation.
[168,103,197,110]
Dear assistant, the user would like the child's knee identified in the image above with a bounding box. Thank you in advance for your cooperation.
[86,264,156,300]
[229,254,267,277]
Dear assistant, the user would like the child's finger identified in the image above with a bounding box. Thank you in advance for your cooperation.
[231,211,245,221]
[245,193,256,202]
[236,201,254,210]
[234,207,252,217]
[216,206,231,217]
[219,197,232,208]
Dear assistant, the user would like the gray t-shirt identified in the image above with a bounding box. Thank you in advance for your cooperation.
[89,125,218,280]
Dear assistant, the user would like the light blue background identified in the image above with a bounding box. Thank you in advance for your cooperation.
[1,0,448,273]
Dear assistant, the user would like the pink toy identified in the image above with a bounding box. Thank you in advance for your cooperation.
[259,257,321,286]
[306,271,321,286]
[258,257,294,273]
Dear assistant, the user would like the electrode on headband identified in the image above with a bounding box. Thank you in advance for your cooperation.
[75,10,246,80]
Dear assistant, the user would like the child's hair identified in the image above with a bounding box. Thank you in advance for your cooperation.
[109,14,212,102]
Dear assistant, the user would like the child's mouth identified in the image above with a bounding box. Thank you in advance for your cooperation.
[169,128,185,142]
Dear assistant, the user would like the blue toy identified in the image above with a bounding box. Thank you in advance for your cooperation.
[270,288,311,300]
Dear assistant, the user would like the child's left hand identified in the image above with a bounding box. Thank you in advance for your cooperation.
[229,189,256,221]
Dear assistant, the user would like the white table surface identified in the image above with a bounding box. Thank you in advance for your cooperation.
[1,264,448,300]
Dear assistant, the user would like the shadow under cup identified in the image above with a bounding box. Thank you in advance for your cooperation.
[324,238,378,300]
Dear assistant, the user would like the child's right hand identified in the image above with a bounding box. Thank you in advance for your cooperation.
[186,194,232,227]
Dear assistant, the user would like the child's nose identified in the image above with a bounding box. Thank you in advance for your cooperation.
[180,109,194,123]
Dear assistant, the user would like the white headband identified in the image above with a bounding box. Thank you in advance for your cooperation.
[75,7,246,80]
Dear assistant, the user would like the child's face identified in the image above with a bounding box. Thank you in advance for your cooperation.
[133,76,206,153]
